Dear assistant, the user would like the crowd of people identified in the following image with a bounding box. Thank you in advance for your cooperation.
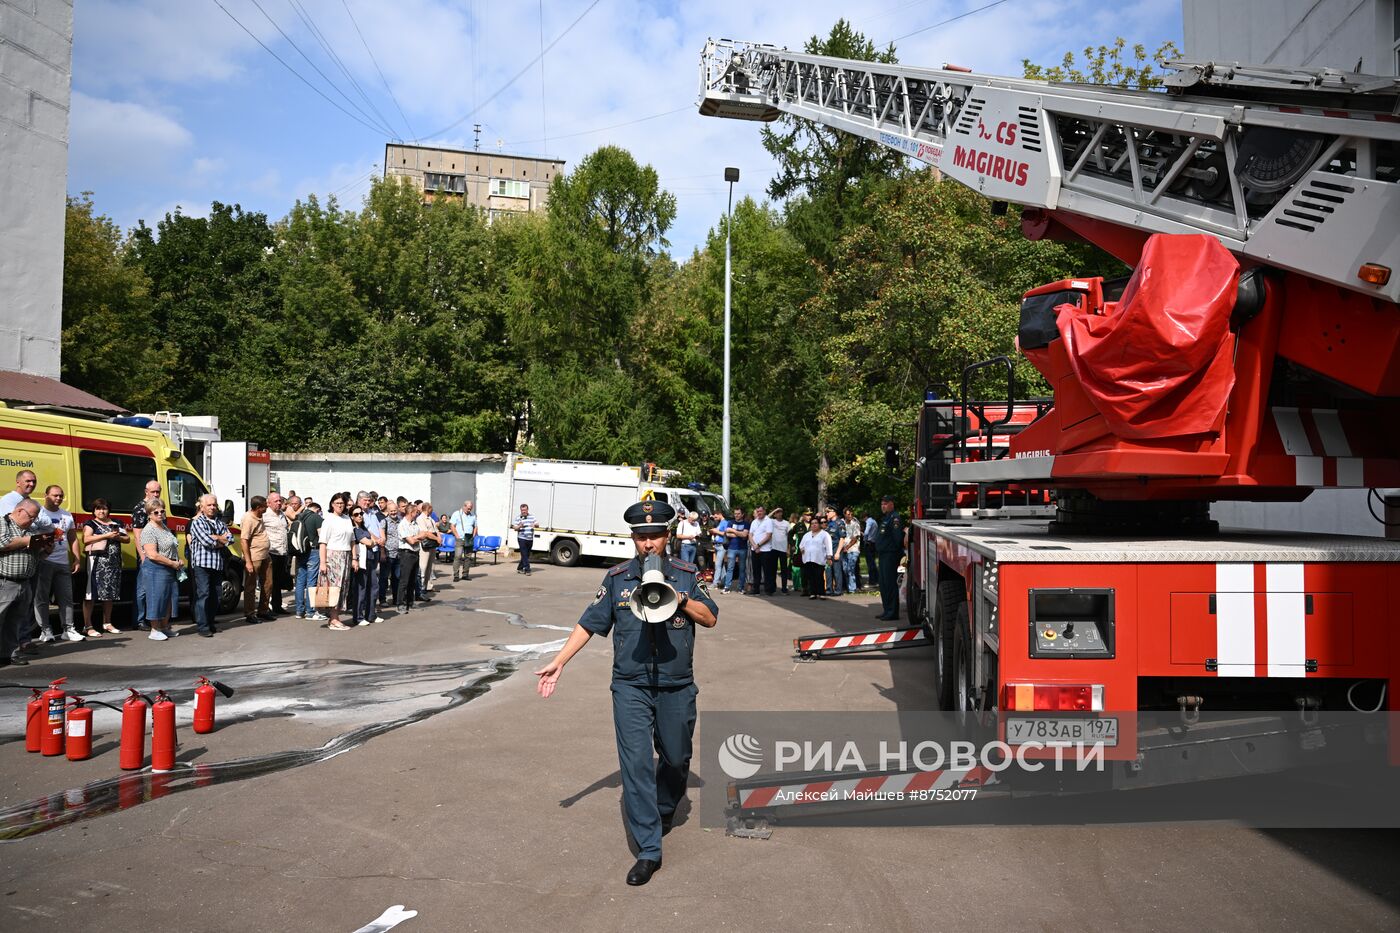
[671,500,897,601]
[0,458,908,667]
[0,467,486,664]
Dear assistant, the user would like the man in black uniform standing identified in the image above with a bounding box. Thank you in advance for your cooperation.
[875,494,904,621]
[535,499,719,887]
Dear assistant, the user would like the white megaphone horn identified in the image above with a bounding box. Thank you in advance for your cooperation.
[630,555,678,624]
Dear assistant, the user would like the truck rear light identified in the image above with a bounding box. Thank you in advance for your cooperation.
[1005,683,1104,711]
[1358,263,1390,286]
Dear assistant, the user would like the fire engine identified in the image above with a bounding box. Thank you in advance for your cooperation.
[700,40,1400,781]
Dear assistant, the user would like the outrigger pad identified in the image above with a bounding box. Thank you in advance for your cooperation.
[1061,234,1239,440]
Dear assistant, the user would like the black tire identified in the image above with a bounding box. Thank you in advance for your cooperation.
[953,601,973,712]
[931,578,963,711]
[219,566,242,615]
[550,538,580,567]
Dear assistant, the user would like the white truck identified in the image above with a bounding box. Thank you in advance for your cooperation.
[506,457,726,566]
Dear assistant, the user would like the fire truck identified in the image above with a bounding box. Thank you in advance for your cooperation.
[699,40,1400,779]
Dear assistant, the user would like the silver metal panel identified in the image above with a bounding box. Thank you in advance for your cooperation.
[1245,172,1400,303]
[951,456,1054,482]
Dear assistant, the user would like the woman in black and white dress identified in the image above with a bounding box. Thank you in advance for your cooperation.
[80,497,128,635]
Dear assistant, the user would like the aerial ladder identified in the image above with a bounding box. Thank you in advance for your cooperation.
[698,40,1400,503]
[697,40,1400,806]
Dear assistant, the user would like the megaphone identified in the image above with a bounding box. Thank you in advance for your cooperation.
[630,555,679,624]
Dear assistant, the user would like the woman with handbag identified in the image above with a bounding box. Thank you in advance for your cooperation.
[139,498,183,641]
[80,497,128,636]
[318,493,354,631]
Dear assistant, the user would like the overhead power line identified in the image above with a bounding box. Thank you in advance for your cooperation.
[887,0,1013,45]
[211,0,391,137]
[286,0,405,140]
[501,105,689,148]
[340,0,418,142]
[421,0,604,141]
[243,0,396,136]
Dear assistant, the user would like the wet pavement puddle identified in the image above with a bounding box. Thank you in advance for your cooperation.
[0,600,567,841]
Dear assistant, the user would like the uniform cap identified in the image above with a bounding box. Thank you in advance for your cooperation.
[624,499,676,533]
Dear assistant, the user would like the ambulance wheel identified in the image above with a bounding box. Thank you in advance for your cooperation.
[953,601,973,712]
[219,566,242,614]
[550,538,580,567]
[932,578,962,711]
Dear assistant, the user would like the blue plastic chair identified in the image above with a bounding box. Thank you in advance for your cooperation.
[474,535,501,564]
[438,532,456,561]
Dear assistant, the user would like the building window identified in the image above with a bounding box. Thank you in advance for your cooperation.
[424,172,466,194]
[491,179,530,198]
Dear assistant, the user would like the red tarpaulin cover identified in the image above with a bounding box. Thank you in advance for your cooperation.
[1058,234,1239,439]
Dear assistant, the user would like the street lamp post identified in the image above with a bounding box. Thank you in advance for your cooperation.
[722,166,739,507]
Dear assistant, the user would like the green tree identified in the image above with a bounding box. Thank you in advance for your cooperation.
[806,171,1122,503]
[126,202,278,414]
[1023,37,1182,90]
[60,194,161,408]
[506,146,677,459]
[761,19,904,269]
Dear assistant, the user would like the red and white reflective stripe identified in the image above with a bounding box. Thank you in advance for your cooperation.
[1215,562,1307,678]
[797,629,924,652]
[1270,407,1369,487]
[1214,564,1255,677]
[1265,563,1306,679]
[737,765,993,808]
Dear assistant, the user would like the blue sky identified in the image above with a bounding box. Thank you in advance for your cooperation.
[70,0,1184,255]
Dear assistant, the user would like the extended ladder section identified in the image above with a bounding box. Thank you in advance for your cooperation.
[698,40,1400,303]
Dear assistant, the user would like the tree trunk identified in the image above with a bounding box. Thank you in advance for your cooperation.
[816,450,829,513]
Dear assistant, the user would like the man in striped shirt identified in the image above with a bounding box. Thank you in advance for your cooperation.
[188,494,233,637]
[512,503,537,575]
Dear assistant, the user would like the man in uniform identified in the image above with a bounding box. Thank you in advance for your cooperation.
[875,494,904,621]
[535,499,718,887]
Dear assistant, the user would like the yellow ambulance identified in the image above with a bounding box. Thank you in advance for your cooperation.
[0,404,242,615]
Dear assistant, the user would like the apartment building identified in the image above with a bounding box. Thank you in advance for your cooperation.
[383,143,565,219]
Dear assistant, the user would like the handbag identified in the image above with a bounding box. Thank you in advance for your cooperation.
[314,583,341,610]
[84,522,111,554]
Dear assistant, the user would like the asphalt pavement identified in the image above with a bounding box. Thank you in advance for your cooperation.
[1,558,1398,932]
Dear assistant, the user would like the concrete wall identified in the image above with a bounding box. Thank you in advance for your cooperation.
[0,0,71,378]
[1184,0,1397,74]
[267,452,515,540]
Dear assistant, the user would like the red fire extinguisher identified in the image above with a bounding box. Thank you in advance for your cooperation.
[65,696,93,761]
[120,689,150,771]
[40,677,67,757]
[192,676,234,734]
[151,689,176,773]
[26,687,44,752]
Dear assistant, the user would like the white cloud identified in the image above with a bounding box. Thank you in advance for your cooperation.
[69,91,192,180]
[70,0,1183,251]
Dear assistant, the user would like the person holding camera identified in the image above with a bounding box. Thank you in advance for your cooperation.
[534,499,719,887]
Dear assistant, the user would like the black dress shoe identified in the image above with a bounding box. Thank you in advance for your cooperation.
[245,615,261,625]
[199,630,214,638]
[626,858,661,886]
[257,611,276,621]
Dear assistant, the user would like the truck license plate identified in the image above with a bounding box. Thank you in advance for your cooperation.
[1007,716,1118,747]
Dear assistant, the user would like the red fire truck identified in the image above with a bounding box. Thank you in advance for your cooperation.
[701,42,1400,776]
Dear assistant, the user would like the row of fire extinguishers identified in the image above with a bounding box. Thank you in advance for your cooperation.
[24,676,235,771]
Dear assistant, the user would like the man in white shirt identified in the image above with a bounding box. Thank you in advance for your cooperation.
[769,508,791,594]
[798,518,832,600]
[33,484,80,642]
[263,492,290,616]
[749,505,776,596]
[449,500,478,583]
[675,511,700,565]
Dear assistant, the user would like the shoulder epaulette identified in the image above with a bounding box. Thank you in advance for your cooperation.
[607,562,631,576]
[670,558,696,572]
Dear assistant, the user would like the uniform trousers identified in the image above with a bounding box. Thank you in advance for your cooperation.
[878,551,901,619]
[611,681,697,861]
